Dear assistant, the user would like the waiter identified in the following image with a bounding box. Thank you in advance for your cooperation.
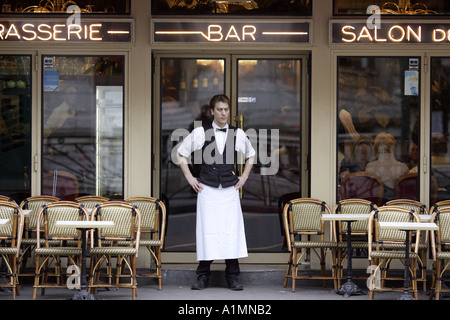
[177,94,255,291]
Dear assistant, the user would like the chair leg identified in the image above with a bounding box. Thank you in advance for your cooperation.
[320,248,327,288]
[156,247,162,290]
[131,255,137,300]
[368,260,376,300]
[412,259,418,300]
[32,254,40,300]
[435,259,441,300]
[332,248,338,292]
[336,248,342,289]
[292,249,298,293]
[283,250,293,288]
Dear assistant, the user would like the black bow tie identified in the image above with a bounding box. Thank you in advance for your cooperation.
[215,128,227,132]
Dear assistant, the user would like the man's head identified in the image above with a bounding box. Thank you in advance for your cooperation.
[209,94,230,128]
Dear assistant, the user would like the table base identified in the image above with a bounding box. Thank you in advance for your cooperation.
[67,289,99,300]
[337,280,366,298]
[398,292,415,300]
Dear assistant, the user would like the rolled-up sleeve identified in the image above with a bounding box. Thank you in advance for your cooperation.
[235,128,255,159]
[177,127,205,157]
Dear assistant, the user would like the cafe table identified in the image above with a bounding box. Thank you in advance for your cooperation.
[55,220,114,300]
[322,213,370,297]
[378,221,438,300]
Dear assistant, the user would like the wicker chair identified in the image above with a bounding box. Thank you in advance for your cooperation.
[282,198,338,292]
[341,172,384,206]
[89,201,141,299]
[0,200,24,299]
[385,199,429,291]
[75,196,110,210]
[431,199,450,213]
[429,207,450,300]
[42,170,79,201]
[32,201,89,300]
[333,198,377,288]
[0,195,15,203]
[124,196,167,290]
[394,173,438,204]
[18,195,60,276]
[367,205,421,300]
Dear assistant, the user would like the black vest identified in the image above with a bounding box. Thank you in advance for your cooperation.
[198,124,239,188]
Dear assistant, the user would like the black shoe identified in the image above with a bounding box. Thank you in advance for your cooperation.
[226,277,243,291]
[191,275,209,290]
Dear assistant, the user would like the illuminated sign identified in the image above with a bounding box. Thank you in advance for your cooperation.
[153,21,310,43]
[0,20,132,42]
[332,22,450,44]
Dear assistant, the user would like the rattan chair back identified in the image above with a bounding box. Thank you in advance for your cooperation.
[75,195,110,210]
[20,195,60,231]
[35,201,89,247]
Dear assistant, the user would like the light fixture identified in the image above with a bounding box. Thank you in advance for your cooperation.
[22,0,93,12]
[381,0,437,14]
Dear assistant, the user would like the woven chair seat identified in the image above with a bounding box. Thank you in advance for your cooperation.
[90,246,137,256]
[116,239,162,246]
[337,241,373,249]
[0,247,19,255]
[436,252,450,259]
[35,247,82,256]
[378,243,428,250]
[21,238,60,245]
[139,240,162,246]
[293,241,337,249]
[370,251,419,259]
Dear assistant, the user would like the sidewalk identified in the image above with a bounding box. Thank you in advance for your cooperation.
[0,264,435,301]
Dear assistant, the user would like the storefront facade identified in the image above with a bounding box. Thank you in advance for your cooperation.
[1,0,450,267]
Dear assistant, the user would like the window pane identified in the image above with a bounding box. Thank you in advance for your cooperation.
[152,0,311,15]
[334,0,450,15]
[337,57,420,205]
[431,57,450,204]
[42,55,124,200]
[0,55,31,203]
[1,0,130,13]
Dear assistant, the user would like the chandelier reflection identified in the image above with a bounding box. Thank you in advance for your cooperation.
[381,0,437,14]
[20,0,93,12]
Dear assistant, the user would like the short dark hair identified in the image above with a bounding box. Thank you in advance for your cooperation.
[209,94,230,110]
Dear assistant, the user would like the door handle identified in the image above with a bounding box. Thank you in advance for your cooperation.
[234,114,244,199]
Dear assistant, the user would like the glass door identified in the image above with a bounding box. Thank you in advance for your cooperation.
[430,56,450,204]
[155,54,308,256]
[235,57,304,252]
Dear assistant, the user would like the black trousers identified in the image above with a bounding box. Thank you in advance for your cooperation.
[196,259,240,279]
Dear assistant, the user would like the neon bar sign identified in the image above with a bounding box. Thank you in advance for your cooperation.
[0,20,132,42]
[332,22,450,44]
[153,21,310,43]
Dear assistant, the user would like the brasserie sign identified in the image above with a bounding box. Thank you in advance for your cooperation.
[332,22,450,44]
[0,19,132,43]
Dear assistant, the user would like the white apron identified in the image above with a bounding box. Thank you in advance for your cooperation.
[196,184,248,261]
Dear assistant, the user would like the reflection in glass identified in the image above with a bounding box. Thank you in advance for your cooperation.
[337,57,420,204]
[237,58,301,252]
[334,0,450,15]
[0,55,31,203]
[160,58,225,252]
[1,0,129,13]
[152,0,311,15]
[42,55,124,200]
[431,57,450,204]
